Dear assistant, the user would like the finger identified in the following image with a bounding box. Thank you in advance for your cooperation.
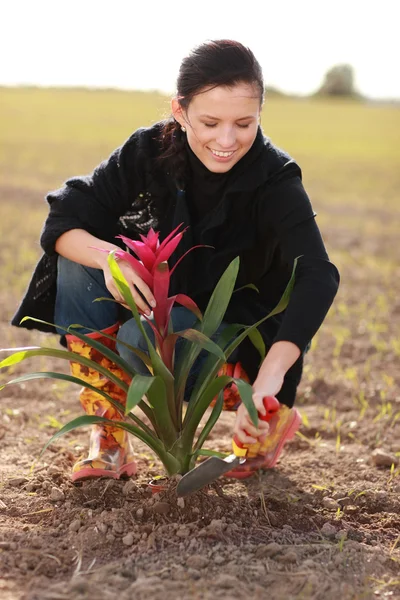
[242,421,261,439]
[116,264,157,309]
[106,281,126,305]
[235,429,258,445]
[258,421,270,432]
[133,283,157,310]
[129,287,152,316]
[234,419,258,444]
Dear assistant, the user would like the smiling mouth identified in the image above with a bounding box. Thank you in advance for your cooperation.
[209,148,236,158]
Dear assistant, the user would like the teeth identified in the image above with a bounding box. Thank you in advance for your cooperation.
[211,149,234,158]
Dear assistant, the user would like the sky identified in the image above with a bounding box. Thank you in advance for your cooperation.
[1,0,399,100]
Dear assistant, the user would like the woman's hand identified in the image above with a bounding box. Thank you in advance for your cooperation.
[233,341,301,446]
[233,344,293,445]
[233,402,270,445]
[102,259,156,316]
[55,230,157,315]
[233,372,284,445]
[233,372,283,445]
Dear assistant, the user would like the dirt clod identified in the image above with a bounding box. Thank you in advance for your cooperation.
[321,523,337,538]
[371,448,399,468]
[176,526,190,538]
[277,550,298,564]
[152,502,170,515]
[322,496,339,509]
[122,480,136,495]
[255,542,282,558]
[68,519,81,532]
[50,487,65,502]
[122,533,135,546]
[214,574,238,589]
[8,477,28,487]
[186,555,209,569]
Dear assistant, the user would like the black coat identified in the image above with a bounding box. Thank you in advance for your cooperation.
[12,123,339,404]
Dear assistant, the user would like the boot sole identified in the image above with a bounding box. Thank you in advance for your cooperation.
[226,409,302,479]
[71,461,138,483]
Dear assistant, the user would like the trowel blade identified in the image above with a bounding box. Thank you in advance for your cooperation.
[176,454,243,497]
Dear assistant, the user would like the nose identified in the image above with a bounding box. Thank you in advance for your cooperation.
[216,126,236,149]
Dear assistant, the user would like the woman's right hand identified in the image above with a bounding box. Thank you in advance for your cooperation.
[102,259,156,316]
[55,229,157,315]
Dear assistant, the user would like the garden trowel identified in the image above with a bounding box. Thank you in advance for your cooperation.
[176,396,280,497]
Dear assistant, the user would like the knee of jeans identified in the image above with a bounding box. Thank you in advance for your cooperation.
[57,256,90,288]
[116,318,150,358]
[57,256,109,301]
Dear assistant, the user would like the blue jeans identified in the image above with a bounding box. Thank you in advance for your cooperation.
[55,257,239,396]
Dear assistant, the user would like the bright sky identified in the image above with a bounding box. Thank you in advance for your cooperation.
[1,0,399,99]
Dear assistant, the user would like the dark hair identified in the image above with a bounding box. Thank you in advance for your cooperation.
[158,39,264,188]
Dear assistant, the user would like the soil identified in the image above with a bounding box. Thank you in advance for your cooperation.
[1,192,400,599]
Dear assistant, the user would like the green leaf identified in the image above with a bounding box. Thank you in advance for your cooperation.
[234,378,258,427]
[174,329,225,360]
[180,375,231,448]
[174,257,239,415]
[145,376,178,447]
[126,374,157,413]
[193,391,223,454]
[247,327,266,364]
[233,283,259,294]
[66,322,152,368]
[182,373,259,450]
[266,257,299,318]
[186,323,244,417]
[126,374,177,447]
[21,316,138,377]
[0,371,120,404]
[92,296,121,303]
[40,415,108,456]
[0,348,128,392]
[223,257,299,364]
[196,448,229,459]
[201,256,240,338]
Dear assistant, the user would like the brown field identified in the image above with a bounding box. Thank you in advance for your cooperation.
[0,87,400,600]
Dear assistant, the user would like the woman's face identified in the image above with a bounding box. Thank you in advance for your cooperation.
[172,82,261,173]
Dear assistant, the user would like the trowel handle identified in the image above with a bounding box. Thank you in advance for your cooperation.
[232,396,280,459]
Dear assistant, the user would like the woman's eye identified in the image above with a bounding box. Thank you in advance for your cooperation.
[237,123,250,128]
[204,123,217,128]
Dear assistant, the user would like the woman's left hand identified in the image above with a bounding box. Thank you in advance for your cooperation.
[233,372,284,445]
[233,341,300,446]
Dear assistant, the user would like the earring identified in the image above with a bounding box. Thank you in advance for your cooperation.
[181,126,186,133]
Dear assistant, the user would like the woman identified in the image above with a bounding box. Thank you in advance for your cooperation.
[13,40,340,481]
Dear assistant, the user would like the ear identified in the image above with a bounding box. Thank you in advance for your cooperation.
[171,97,185,128]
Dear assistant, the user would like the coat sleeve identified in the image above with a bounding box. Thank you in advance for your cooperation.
[259,168,340,353]
[40,129,148,255]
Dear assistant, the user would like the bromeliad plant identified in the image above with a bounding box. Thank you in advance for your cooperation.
[0,224,297,476]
